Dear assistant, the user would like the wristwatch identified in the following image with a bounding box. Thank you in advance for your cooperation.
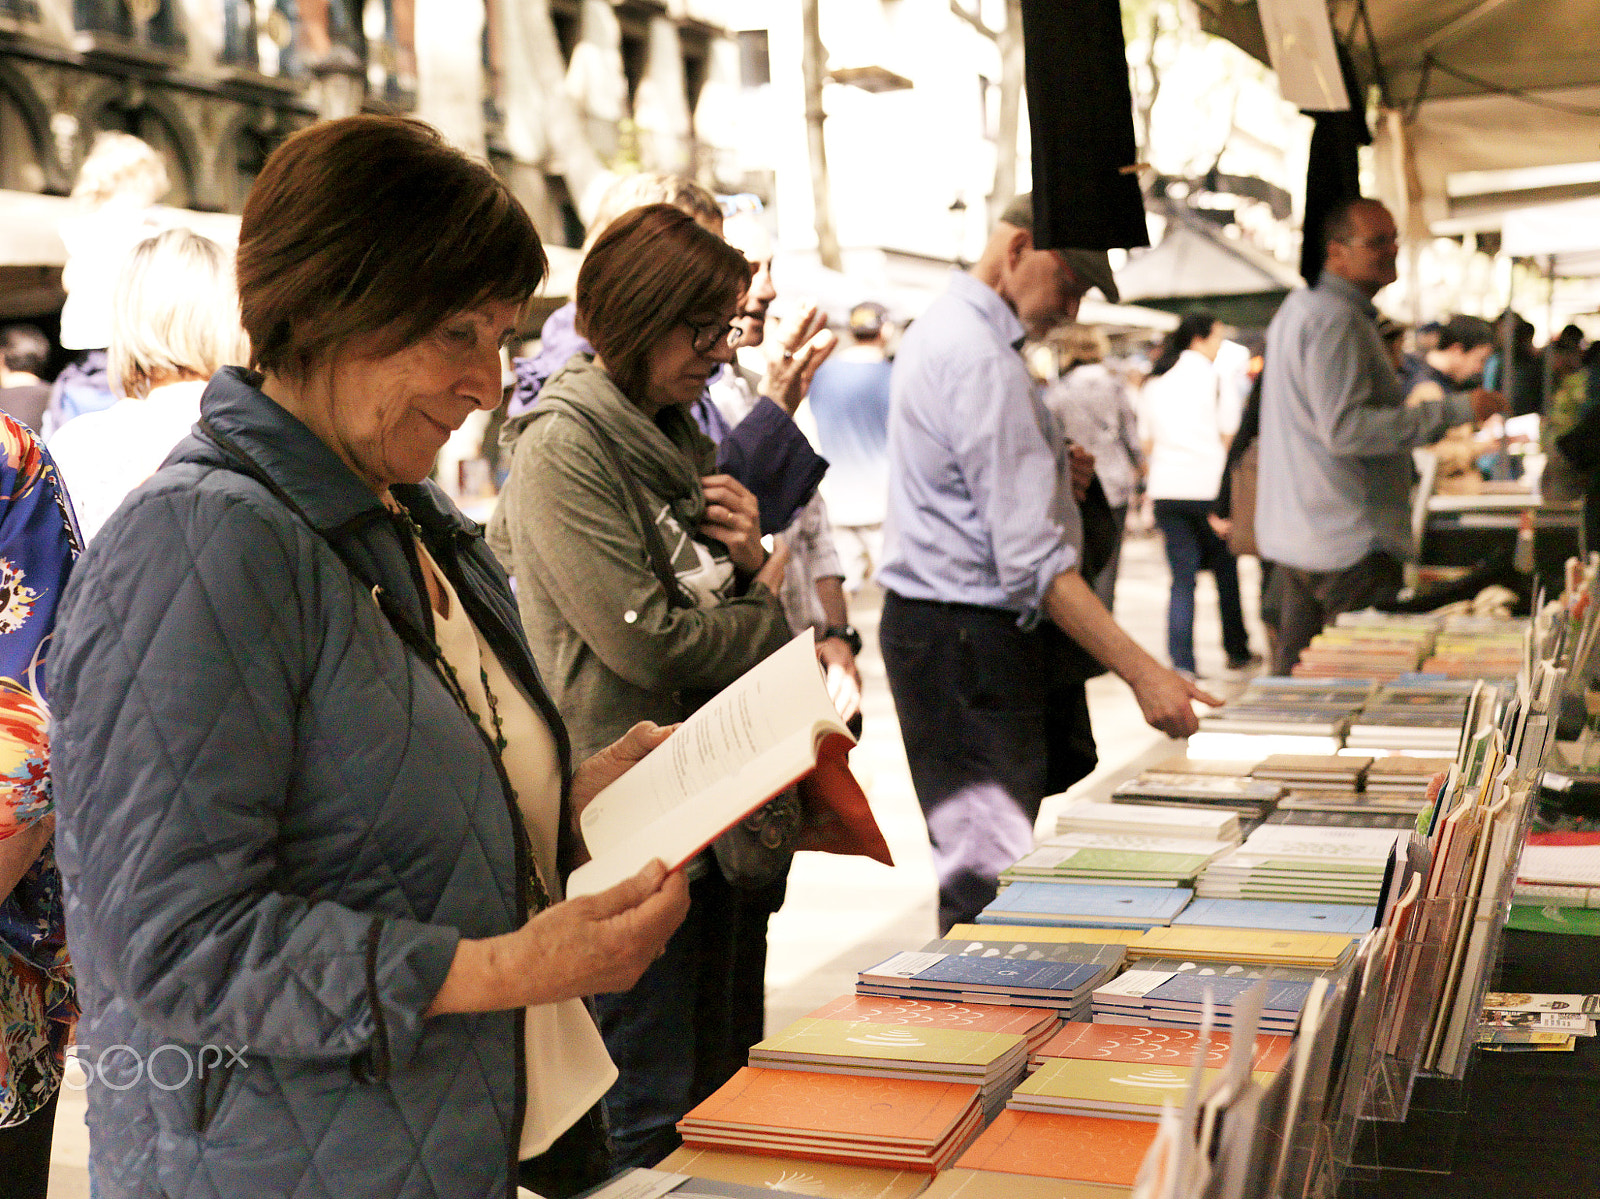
[820,624,862,656]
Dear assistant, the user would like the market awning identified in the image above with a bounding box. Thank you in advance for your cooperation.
[1115,210,1304,328]
[1191,0,1600,226]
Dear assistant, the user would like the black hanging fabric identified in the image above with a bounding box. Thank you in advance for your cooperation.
[1018,0,1149,251]
[1298,41,1372,286]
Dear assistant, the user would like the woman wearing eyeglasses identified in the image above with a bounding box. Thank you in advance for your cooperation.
[488,202,792,1169]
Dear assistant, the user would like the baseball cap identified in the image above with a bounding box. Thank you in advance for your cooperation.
[998,193,1120,304]
[849,301,887,338]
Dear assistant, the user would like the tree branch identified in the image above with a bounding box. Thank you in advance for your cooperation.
[950,0,998,42]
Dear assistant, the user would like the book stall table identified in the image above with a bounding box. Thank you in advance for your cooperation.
[621,597,1585,1199]
[1420,492,1581,600]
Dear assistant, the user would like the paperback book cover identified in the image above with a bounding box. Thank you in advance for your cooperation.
[858,953,1111,1005]
[1173,897,1377,935]
[1142,973,1312,1017]
[977,883,1194,928]
[1009,1057,1277,1120]
[808,994,1064,1039]
[917,1167,1134,1199]
[1264,810,1420,830]
[946,923,1146,946]
[912,955,1111,998]
[750,1018,1025,1077]
[1034,1019,1292,1072]
[925,936,1127,972]
[954,1109,1157,1187]
[677,1068,982,1171]
[1129,926,1356,969]
[656,1147,933,1199]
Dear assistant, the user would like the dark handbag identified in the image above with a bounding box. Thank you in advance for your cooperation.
[1049,475,1117,682]
[561,404,799,890]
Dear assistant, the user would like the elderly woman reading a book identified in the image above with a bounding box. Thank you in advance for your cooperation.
[488,203,796,1168]
[45,115,689,1199]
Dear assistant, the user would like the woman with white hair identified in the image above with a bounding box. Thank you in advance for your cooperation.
[48,227,249,541]
[51,132,174,431]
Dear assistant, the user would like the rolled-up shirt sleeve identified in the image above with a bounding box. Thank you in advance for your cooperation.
[949,353,1078,625]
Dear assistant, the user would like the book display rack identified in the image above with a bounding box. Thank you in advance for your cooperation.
[639,581,1597,1199]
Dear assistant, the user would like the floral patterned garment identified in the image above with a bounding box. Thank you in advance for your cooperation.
[0,415,80,1128]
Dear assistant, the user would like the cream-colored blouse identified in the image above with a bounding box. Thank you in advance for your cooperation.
[420,544,616,1159]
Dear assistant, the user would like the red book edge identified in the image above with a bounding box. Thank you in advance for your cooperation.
[795,732,894,866]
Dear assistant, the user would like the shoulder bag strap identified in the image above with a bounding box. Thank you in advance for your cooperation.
[553,403,697,610]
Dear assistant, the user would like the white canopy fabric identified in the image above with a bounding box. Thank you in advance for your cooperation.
[1500,196,1600,277]
[1193,0,1600,221]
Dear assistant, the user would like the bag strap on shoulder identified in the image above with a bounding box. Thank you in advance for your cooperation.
[553,403,696,611]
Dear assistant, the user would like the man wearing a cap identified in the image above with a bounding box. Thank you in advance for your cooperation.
[878,193,1216,933]
[808,300,895,591]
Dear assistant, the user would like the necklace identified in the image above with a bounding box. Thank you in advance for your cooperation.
[386,500,552,914]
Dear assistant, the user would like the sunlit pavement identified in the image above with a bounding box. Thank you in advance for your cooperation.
[48,529,1264,1196]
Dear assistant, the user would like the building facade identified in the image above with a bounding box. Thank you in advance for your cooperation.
[0,0,746,321]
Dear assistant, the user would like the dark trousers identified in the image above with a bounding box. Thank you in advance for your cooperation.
[880,592,1096,933]
[1272,552,1404,675]
[1152,498,1249,674]
[0,1087,57,1199]
[593,865,782,1169]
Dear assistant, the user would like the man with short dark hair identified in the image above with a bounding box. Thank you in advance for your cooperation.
[879,193,1215,932]
[0,324,51,430]
[808,300,894,591]
[1257,198,1506,674]
[1402,313,1496,399]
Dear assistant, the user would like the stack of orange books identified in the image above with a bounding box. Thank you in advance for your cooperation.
[1027,1019,1292,1075]
[951,1108,1157,1189]
[677,1067,985,1172]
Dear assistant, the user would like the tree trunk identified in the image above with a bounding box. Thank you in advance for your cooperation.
[989,0,1024,227]
[800,0,841,271]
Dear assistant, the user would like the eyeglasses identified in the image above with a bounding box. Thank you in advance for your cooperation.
[1337,235,1400,250]
[685,319,744,354]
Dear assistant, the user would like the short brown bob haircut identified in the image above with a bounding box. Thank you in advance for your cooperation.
[576,204,750,405]
[237,115,546,381]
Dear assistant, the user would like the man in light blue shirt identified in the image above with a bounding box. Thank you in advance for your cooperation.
[878,194,1214,932]
[1256,197,1504,673]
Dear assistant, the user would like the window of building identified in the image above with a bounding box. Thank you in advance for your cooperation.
[73,0,186,50]
[0,82,47,192]
[550,0,580,66]
[618,18,647,110]
[680,27,709,114]
[738,29,770,88]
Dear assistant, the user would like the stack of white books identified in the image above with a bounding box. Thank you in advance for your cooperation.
[1195,824,1404,906]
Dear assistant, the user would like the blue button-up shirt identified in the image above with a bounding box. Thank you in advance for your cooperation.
[877,270,1080,627]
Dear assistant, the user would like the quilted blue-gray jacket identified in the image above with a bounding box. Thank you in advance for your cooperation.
[47,367,573,1198]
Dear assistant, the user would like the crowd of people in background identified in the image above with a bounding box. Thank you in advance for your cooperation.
[4,122,1600,1199]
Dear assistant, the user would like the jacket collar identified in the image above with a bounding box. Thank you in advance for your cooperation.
[181,366,388,535]
[1315,272,1380,320]
[948,268,1028,353]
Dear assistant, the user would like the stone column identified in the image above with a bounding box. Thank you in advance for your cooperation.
[632,15,691,174]
[414,0,486,159]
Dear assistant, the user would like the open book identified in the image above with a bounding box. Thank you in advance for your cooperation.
[565,631,893,898]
